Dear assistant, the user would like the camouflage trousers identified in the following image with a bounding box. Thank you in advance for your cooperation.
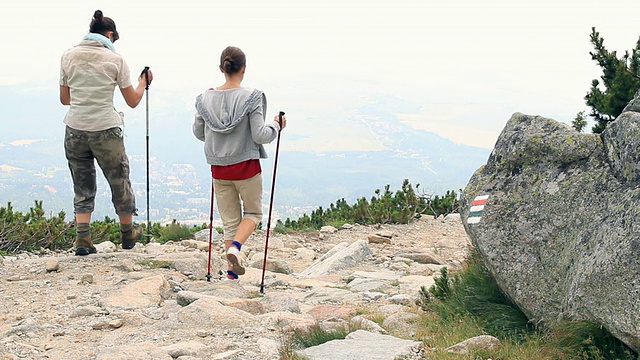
[64,126,137,215]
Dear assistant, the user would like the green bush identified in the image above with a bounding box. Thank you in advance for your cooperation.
[273,222,291,234]
[156,220,190,243]
[430,267,456,301]
[0,201,73,253]
[279,179,461,231]
[0,201,208,253]
[91,216,122,244]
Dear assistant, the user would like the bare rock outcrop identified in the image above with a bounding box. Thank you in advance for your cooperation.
[461,108,640,351]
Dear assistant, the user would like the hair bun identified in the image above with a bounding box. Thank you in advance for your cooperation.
[88,9,118,39]
[219,46,246,75]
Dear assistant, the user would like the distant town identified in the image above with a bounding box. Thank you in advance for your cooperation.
[1,151,320,225]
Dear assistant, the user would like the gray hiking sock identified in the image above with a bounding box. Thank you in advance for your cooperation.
[120,223,133,233]
[75,222,92,248]
[77,222,91,235]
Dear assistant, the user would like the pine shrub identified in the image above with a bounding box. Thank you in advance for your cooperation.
[279,179,461,231]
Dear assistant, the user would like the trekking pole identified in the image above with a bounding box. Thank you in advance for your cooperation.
[206,181,215,282]
[260,111,285,293]
[141,66,151,242]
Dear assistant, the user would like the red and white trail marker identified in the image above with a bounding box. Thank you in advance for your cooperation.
[467,194,489,224]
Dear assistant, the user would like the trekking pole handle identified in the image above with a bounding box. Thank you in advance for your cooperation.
[278,111,285,128]
[140,66,150,90]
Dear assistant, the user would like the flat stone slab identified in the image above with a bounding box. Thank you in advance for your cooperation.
[298,330,422,359]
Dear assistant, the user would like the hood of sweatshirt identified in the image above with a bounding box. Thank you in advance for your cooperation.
[195,87,265,134]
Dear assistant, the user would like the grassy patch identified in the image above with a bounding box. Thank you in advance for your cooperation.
[278,321,372,359]
[416,251,637,359]
[354,307,386,326]
[138,260,173,269]
[292,324,350,348]
[547,321,638,360]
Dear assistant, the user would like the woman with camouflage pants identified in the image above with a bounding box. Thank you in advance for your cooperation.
[59,10,153,255]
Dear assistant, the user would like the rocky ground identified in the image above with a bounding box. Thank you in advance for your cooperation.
[0,214,472,360]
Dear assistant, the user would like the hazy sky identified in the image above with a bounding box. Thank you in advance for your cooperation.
[2,1,640,148]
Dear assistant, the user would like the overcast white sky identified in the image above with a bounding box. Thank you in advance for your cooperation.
[2,1,640,148]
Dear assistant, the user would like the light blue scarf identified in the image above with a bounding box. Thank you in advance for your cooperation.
[83,33,115,52]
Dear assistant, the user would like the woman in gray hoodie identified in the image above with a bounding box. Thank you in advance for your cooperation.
[193,46,286,279]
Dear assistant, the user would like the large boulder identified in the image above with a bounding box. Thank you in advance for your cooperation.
[460,109,640,351]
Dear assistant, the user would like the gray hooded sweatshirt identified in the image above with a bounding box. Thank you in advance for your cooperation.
[193,87,280,166]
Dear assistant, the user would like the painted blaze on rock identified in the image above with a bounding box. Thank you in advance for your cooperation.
[460,109,640,352]
[467,195,489,224]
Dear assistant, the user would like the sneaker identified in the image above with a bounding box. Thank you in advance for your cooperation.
[226,246,245,275]
[226,270,239,280]
[121,225,142,250]
[75,246,97,256]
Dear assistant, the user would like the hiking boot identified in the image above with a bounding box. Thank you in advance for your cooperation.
[121,225,142,250]
[74,227,96,256]
[75,246,97,256]
[226,246,245,275]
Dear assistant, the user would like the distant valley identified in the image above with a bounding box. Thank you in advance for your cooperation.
[0,84,491,224]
